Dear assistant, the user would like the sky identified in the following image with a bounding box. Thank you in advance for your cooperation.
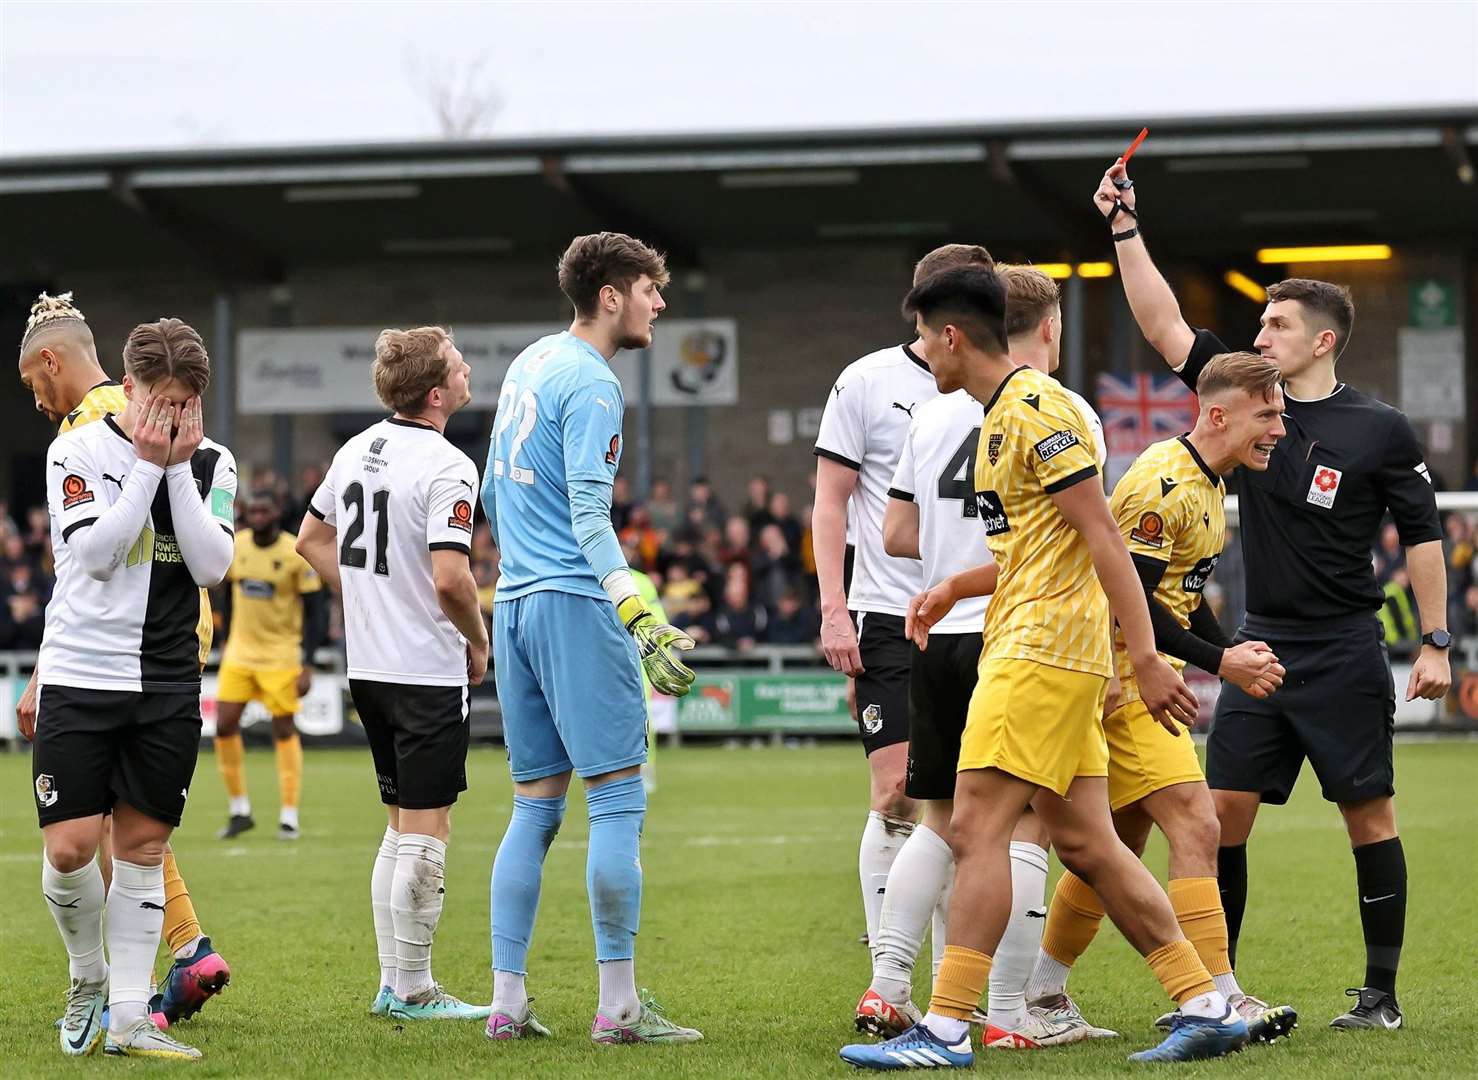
[2,1,1476,158]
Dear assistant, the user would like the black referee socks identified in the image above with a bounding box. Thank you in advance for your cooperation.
[1353,837,1407,995]
[1216,844,1248,970]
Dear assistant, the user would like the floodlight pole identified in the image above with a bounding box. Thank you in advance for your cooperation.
[212,291,236,449]
[1064,273,1085,395]
[636,346,653,500]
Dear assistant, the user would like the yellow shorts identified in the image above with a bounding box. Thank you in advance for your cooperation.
[959,658,1108,797]
[217,663,301,718]
[1104,697,1205,811]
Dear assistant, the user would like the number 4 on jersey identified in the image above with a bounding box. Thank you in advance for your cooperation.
[937,427,981,518]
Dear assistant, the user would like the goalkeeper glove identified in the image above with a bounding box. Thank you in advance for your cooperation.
[616,594,696,697]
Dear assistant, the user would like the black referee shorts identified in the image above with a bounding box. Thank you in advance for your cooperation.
[906,631,982,800]
[32,685,203,828]
[852,611,911,756]
[351,679,470,810]
[1207,612,1396,806]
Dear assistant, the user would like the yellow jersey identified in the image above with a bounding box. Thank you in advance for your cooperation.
[973,366,1111,677]
[56,379,216,666]
[1110,435,1227,702]
[221,530,321,671]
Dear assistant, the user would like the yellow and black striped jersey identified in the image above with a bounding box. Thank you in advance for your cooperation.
[973,366,1111,677]
[1110,435,1227,702]
[59,381,126,433]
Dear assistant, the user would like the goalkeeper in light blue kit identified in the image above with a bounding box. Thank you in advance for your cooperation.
[481,232,702,1045]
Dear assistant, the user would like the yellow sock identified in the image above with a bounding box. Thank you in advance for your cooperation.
[929,946,993,1020]
[1040,870,1107,967]
[162,851,203,954]
[216,733,247,799]
[1169,876,1232,977]
[1146,938,1215,1005]
[275,732,303,810]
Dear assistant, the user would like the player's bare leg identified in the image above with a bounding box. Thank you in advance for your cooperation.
[214,701,254,839]
[270,714,303,839]
[1333,795,1406,1029]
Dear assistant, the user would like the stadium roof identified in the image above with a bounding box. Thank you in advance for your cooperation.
[3,108,1477,283]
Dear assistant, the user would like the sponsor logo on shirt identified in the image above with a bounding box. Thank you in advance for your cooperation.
[448,500,474,533]
[605,434,621,466]
[1182,555,1220,594]
[987,433,1004,466]
[975,490,1011,536]
[61,474,94,511]
[1130,511,1165,548]
[1307,465,1342,509]
[241,578,276,600]
[1034,430,1079,463]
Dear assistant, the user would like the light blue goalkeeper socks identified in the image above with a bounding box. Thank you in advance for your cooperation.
[491,793,566,974]
[585,775,646,962]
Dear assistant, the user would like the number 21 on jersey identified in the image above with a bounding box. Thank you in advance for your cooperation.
[494,380,537,485]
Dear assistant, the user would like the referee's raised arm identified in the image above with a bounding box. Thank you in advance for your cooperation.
[1093,158,1196,368]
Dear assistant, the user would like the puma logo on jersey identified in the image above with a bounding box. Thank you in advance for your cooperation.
[102,472,126,489]
[891,402,915,417]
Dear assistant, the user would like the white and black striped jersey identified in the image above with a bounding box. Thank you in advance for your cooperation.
[814,345,938,617]
[310,418,480,686]
[41,417,237,692]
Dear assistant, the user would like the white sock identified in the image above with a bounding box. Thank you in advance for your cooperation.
[493,969,528,1016]
[42,853,107,984]
[371,827,400,990]
[871,822,951,1001]
[931,866,954,980]
[391,833,445,1001]
[597,959,640,1023]
[106,858,165,1032]
[1026,951,1072,1004]
[987,841,1049,1030]
[280,806,300,830]
[921,1011,970,1043]
[1212,972,1243,1000]
[860,810,914,956]
[1180,989,1230,1019]
[173,934,206,961]
[229,795,251,817]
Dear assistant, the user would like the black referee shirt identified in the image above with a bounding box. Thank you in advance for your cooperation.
[1175,330,1441,621]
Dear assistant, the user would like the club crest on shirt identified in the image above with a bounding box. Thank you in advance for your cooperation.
[1130,512,1165,548]
[1307,465,1342,509]
[447,500,474,533]
[987,433,1004,466]
[860,703,883,735]
[61,474,94,511]
[35,773,58,808]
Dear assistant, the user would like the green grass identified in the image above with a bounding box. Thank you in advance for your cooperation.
[2,740,1476,1077]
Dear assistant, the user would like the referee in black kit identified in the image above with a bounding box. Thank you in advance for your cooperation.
[1093,157,1450,1031]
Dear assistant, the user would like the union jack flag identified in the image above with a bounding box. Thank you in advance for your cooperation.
[1095,372,1198,456]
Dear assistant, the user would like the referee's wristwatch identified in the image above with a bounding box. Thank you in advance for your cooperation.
[1421,629,1452,649]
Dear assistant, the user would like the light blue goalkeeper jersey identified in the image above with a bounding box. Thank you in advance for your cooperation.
[483,331,624,602]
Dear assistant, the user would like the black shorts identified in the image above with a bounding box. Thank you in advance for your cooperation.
[32,685,202,828]
[351,680,470,810]
[906,632,982,800]
[852,611,911,755]
[1207,612,1395,805]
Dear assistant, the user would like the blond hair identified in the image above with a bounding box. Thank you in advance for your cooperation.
[372,326,452,412]
[1196,351,1282,402]
[912,243,994,287]
[20,291,92,354]
[123,318,210,393]
[998,265,1062,338]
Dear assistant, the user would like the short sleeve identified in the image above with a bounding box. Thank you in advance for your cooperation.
[562,375,625,485]
[1174,329,1233,392]
[1020,390,1101,494]
[47,436,104,544]
[426,454,479,554]
[1378,411,1442,546]
[887,420,918,500]
[208,445,238,535]
[814,372,867,470]
[308,466,337,526]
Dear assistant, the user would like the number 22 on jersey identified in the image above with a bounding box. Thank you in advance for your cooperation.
[493,380,538,485]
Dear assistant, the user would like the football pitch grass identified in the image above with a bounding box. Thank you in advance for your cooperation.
[2,740,1476,1077]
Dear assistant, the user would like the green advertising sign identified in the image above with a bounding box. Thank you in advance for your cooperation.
[677,673,854,734]
[1408,279,1456,328]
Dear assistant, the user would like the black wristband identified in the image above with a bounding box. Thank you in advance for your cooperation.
[1112,228,1139,243]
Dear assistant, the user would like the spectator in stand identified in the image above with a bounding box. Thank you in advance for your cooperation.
[1,532,34,579]
[764,585,820,646]
[611,474,635,533]
[680,589,717,646]
[646,477,680,532]
[744,474,774,535]
[720,515,752,569]
[1373,521,1406,586]
[798,500,817,585]
[23,506,49,563]
[660,562,705,625]
[767,490,802,554]
[1379,566,1420,659]
[283,463,326,529]
[688,475,727,531]
[713,563,766,650]
[619,504,663,571]
[2,558,49,650]
[751,522,802,611]
[1444,514,1474,634]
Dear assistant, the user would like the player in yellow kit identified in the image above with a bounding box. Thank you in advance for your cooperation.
[215,489,328,840]
[1023,352,1298,1044]
[841,266,1246,1069]
[17,290,232,1028]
